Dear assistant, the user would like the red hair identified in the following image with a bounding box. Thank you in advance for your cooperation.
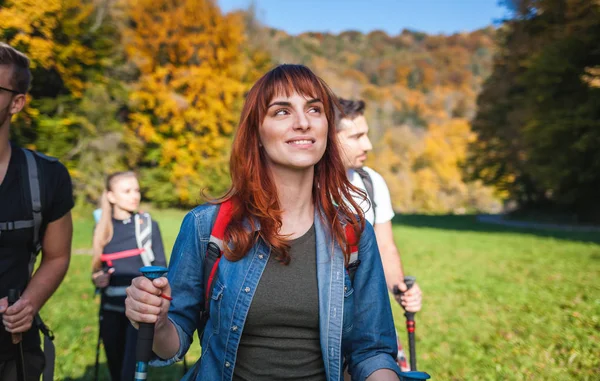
[221,64,366,264]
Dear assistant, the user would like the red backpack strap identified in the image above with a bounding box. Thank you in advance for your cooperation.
[344,224,361,283]
[203,199,234,312]
[344,224,359,264]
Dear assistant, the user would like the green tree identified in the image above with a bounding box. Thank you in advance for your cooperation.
[468,0,600,221]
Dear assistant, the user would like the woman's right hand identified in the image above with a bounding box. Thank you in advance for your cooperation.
[92,268,114,288]
[125,276,171,330]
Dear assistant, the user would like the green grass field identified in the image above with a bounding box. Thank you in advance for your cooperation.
[39,210,600,380]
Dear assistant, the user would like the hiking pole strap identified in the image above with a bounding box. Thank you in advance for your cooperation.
[42,333,55,381]
[33,314,55,381]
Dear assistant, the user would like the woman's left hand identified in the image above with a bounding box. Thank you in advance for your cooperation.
[394,281,422,313]
[92,268,114,288]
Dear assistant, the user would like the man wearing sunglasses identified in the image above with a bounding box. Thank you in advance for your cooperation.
[0,42,74,381]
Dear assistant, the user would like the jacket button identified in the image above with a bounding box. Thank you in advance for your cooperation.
[244,287,251,293]
[258,254,264,259]
[344,286,348,292]
[225,361,231,368]
[231,325,238,331]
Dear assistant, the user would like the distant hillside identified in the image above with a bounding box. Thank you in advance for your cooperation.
[268,28,494,116]
[257,26,501,213]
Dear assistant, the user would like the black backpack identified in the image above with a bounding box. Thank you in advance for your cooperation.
[0,147,56,381]
[355,167,377,222]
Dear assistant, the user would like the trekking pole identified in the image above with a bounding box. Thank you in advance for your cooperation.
[94,263,110,381]
[393,276,418,371]
[134,266,169,381]
[94,309,102,381]
[8,289,27,381]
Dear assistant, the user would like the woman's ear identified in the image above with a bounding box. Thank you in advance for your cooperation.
[106,190,116,205]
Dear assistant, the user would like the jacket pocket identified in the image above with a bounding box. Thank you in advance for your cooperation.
[342,274,354,334]
[210,281,224,334]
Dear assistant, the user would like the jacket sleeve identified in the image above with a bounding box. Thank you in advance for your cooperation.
[343,221,402,379]
[150,210,206,366]
[151,220,167,267]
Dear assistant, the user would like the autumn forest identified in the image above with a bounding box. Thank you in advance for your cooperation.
[2,0,599,222]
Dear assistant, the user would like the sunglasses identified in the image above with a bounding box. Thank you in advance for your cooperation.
[0,85,20,94]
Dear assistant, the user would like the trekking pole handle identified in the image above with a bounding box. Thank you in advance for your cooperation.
[7,288,19,305]
[7,289,22,344]
[134,266,169,381]
[393,276,416,298]
[403,276,416,291]
[402,276,416,318]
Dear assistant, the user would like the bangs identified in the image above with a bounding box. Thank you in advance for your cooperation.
[255,65,331,120]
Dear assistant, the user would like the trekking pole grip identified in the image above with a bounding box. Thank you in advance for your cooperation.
[403,276,416,320]
[8,289,22,344]
[135,266,169,381]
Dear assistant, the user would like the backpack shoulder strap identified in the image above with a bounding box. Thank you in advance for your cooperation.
[22,149,43,255]
[344,224,359,265]
[204,200,234,304]
[344,223,360,285]
[20,149,45,279]
[199,199,234,331]
[355,167,376,222]
[31,150,58,163]
[135,212,155,266]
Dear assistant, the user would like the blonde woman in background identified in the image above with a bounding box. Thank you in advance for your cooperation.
[91,171,166,381]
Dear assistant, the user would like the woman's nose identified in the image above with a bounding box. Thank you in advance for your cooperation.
[293,113,310,130]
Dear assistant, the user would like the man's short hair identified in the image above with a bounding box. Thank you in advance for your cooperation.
[335,97,366,131]
[0,42,32,94]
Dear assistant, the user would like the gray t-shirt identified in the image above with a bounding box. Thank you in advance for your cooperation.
[233,224,326,381]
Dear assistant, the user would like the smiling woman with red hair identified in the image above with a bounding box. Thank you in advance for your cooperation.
[125,64,402,381]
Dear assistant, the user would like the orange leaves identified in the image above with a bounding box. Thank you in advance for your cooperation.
[124,0,260,205]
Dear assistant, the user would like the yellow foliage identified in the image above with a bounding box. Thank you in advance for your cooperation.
[395,65,411,86]
[124,0,255,204]
[371,120,500,213]
[0,0,97,97]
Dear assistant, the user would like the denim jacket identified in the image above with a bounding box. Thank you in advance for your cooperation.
[151,203,401,380]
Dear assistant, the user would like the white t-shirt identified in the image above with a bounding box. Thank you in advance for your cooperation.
[347,166,395,226]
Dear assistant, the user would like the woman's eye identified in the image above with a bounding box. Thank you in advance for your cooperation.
[274,109,288,116]
[308,106,321,114]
